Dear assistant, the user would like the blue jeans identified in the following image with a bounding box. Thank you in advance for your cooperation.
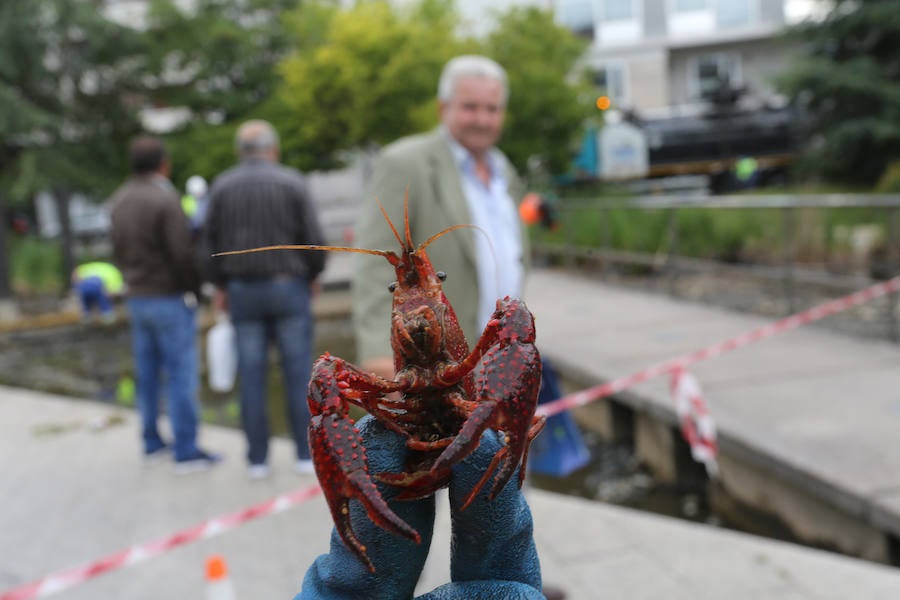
[227,276,314,465]
[77,276,113,315]
[127,296,200,460]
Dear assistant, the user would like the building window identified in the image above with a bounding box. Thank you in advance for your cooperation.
[690,53,741,99]
[716,0,752,27]
[672,0,708,11]
[557,0,595,33]
[593,63,629,106]
[600,0,636,21]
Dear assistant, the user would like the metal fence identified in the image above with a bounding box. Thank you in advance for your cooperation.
[531,193,900,341]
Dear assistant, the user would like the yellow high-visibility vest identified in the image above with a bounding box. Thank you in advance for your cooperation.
[181,194,198,218]
[75,262,124,294]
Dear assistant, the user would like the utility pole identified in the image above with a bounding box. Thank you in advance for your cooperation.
[0,193,11,300]
[54,187,75,298]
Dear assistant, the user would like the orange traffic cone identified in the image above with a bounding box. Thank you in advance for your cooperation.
[205,555,237,600]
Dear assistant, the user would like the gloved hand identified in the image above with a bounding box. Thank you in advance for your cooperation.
[297,415,543,600]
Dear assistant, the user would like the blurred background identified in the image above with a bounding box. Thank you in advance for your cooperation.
[2,0,900,578]
[2,0,897,307]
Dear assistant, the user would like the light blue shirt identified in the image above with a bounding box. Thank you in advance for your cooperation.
[445,130,523,332]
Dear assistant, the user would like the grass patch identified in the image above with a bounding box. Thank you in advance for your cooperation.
[531,191,895,267]
[10,235,63,295]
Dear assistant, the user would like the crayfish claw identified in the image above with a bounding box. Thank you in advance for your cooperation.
[331,495,376,573]
[459,446,509,511]
[309,407,421,571]
[347,470,422,545]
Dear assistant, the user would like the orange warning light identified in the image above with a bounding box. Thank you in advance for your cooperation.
[595,96,611,111]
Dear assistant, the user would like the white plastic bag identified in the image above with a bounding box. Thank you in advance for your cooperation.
[206,314,237,393]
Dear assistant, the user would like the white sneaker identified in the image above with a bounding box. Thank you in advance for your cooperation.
[248,464,271,480]
[294,459,315,475]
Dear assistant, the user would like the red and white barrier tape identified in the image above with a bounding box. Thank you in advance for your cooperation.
[670,368,718,477]
[8,274,900,599]
[537,273,900,419]
[0,484,322,600]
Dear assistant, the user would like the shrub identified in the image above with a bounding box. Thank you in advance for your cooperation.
[11,236,63,295]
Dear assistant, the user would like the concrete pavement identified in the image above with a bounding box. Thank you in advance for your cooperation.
[3,385,900,599]
[526,268,900,564]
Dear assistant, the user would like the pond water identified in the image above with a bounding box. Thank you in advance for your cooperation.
[0,314,356,435]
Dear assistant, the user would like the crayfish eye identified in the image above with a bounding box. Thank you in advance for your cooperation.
[388,282,398,292]
[436,271,447,281]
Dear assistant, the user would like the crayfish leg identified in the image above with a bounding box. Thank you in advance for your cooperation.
[517,416,546,489]
[375,468,452,501]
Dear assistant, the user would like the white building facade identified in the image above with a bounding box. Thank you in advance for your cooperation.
[556,0,802,116]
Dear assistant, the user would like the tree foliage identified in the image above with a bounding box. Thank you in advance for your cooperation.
[143,0,303,187]
[272,1,590,175]
[484,7,592,175]
[0,0,592,196]
[778,0,900,185]
[0,0,147,201]
[142,0,301,123]
[274,0,470,171]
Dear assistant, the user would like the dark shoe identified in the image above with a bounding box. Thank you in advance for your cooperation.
[174,449,222,475]
[142,443,171,466]
[542,584,567,600]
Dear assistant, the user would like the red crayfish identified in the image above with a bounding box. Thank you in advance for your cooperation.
[218,193,545,572]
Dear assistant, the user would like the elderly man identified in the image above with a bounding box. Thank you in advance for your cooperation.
[353,54,527,381]
[206,120,326,480]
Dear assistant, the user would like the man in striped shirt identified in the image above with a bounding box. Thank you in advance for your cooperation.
[206,120,326,480]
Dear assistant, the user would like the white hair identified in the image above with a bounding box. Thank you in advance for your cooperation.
[437,55,508,106]
[236,119,280,159]
[186,175,207,197]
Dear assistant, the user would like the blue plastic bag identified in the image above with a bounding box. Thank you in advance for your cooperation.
[529,358,591,477]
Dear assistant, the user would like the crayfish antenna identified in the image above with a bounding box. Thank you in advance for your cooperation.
[417,223,483,254]
[375,196,407,251]
[403,186,414,251]
[212,244,390,259]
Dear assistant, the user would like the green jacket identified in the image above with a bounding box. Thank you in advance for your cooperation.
[352,128,527,364]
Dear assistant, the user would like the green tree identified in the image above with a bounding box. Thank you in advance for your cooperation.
[0,0,146,200]
[274,0,469,171]
[141,0,303,186]
[142,0,301,123]
[0,0,304,295]
[272,1,589,175]
[778,0,900,185]
[484,7,592,175]
[0,0,147,295]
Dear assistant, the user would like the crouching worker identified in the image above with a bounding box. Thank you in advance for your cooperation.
[72,261,124,323]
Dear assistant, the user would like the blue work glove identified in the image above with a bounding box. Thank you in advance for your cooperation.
[297,415,543,600]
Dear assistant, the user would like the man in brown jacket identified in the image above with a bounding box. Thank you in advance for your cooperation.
[110,136,220,474]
